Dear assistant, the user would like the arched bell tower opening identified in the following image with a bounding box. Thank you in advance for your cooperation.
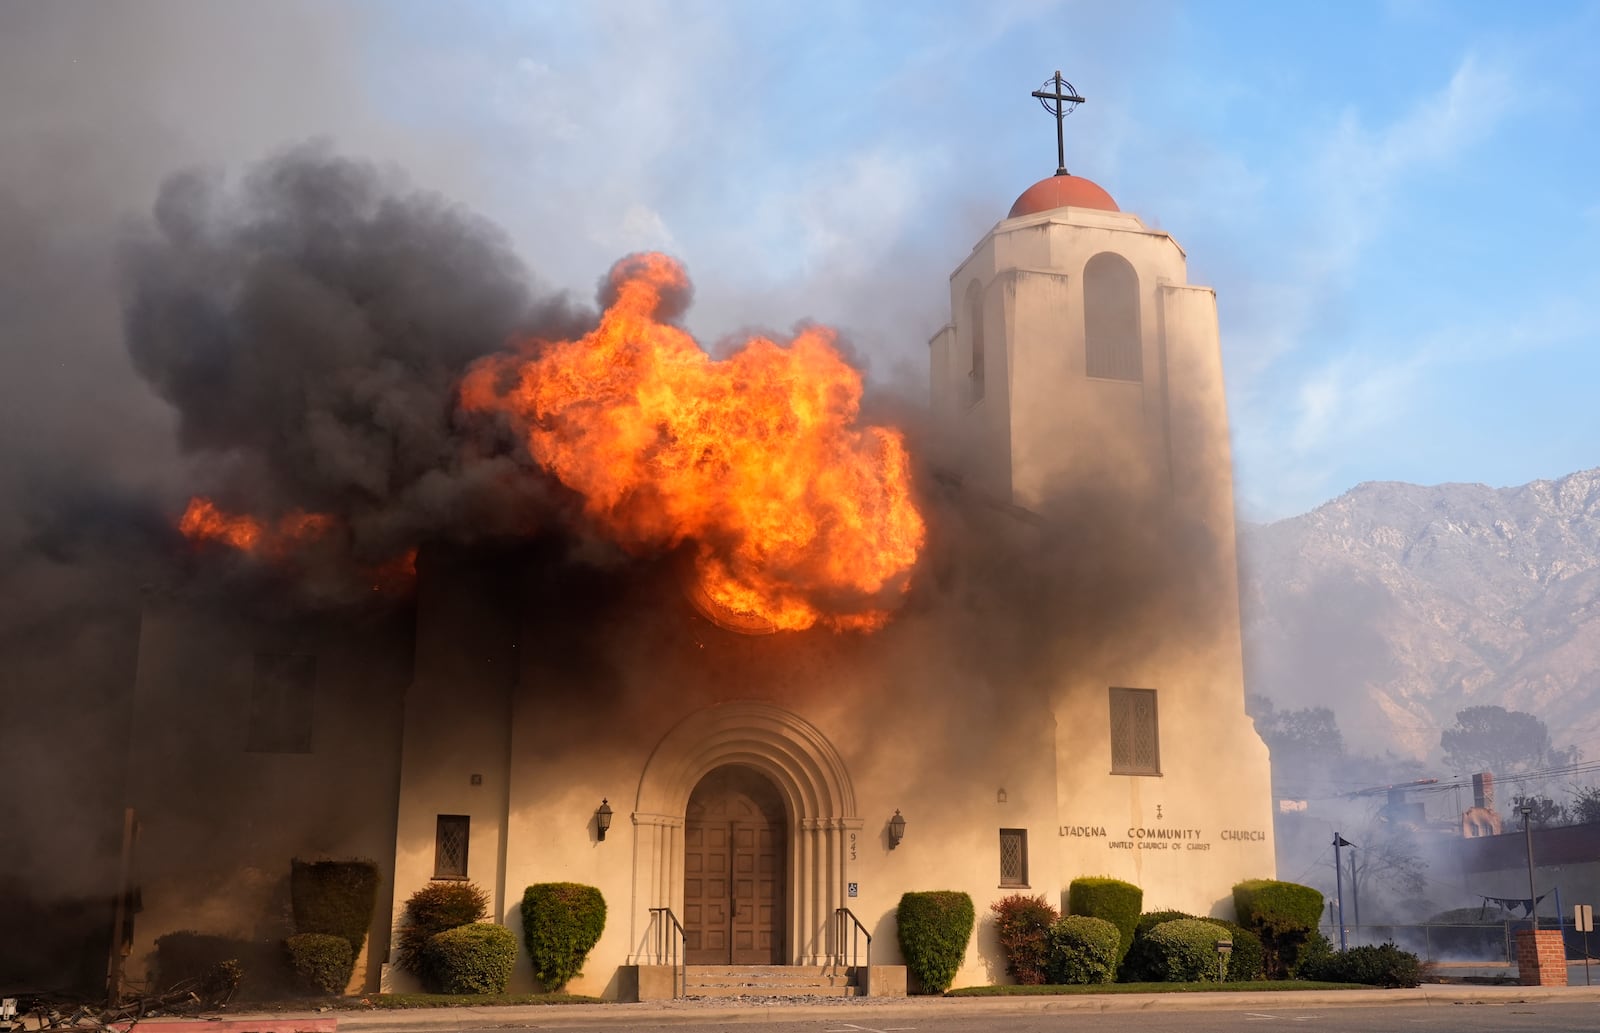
[683,764,787,964]
[630,701,860,965]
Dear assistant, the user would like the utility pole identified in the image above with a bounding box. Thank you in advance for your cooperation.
[1521,804,1538,929]
[1333,833,1354,951]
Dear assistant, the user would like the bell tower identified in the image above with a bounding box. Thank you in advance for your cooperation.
[926,75,1276,905]
[928,76,1235,520]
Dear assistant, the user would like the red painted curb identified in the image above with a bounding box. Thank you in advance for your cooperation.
[110,1020,337,1033]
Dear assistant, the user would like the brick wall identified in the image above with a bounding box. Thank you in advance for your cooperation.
[1515,929,1568,986]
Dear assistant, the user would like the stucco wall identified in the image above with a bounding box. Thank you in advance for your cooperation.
[125,603,410,992]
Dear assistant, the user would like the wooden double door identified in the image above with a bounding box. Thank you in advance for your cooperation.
[683,765,787,965]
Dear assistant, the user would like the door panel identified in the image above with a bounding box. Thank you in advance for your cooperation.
[731,821,784,963]
[683,766,786,965]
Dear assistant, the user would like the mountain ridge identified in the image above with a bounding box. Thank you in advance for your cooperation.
[1239,467,1600,764]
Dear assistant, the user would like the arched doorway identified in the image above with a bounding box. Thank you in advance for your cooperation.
[684,764,787,965]
[630,701,859,966]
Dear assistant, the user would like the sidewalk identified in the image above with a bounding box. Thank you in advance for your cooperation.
[190,984,1600,1032]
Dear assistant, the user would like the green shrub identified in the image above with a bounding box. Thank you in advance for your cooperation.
[1232,879,1325,929]
[1067,878,1142,966]
[1142,919,1233,982]
[1232,879,1324,978]
[1300,942,1422,987]
[990,894,1059,985]
[1118,912,1262,982]
[152,931,274,1002]
[423,923,518,994]
[1290,930,1334,979]
[520,883,606,991]
[896,891,975,994]
[154,931,239,991]
[284,933,354,995]
[1046,915,1120,985]
[1135,909,1201,936]
[397,881,489,978]
[1121,911,1201,982]
[291,859,380,956]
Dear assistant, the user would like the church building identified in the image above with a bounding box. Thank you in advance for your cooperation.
[120,91,1275,999]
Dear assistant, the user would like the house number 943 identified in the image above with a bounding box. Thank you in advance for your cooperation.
[849,832,857,861]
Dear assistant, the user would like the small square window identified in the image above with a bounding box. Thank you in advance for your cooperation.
[1110,687,1161,776]
[434,815,470,880]
[999,828,1029,887]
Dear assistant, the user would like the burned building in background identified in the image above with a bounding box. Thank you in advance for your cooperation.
[116,155,1275,999]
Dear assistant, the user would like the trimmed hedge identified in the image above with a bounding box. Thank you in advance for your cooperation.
[1142,919,1233,982]
[1233,879,1325,930]
[424,923,518,994]
[897,891,975,994]
[1119,912,1263,982]
[397,881,489,979]
[520,883,606,992]
[1121,911,1201,982]
[285,933,354,996]
[291,859,380,956]
[1067,878,1142,966]
[1135,909,1200,936]
[1232,879,1324,978]
[1300,942,1422,988]
[991,894,1059,985]
[1046,915,1120,985]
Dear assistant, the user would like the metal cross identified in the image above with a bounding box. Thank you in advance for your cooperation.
[1031,70,1085,176]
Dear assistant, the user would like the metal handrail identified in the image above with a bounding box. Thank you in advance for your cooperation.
[648,907,687,998]
[835,906,872,972]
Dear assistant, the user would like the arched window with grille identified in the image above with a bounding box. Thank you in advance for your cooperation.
[965,279,985,404]
[1083,252,1141,381]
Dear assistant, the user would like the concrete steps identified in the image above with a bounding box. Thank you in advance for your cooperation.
[684,964,862,998]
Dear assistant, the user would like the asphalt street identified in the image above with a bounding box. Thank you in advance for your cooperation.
[329,993,1600,1033]
[418,1001,1600,1033]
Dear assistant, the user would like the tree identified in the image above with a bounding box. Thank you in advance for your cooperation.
[1249,695,1347,793]
[1349,814,1430,922]
[1570,784,1600,825]
[1511,793,1570,829]
[1439,705,1579,776]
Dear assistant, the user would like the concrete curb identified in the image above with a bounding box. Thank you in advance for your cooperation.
[199,985,1600,1031]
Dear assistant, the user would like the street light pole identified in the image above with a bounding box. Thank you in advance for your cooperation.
[1521,804,1538,930]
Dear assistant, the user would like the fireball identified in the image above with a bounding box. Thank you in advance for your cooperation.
[459,253,924,631]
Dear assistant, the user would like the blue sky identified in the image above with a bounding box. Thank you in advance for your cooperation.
[14,0,1598,520]
[346,0,1598,520]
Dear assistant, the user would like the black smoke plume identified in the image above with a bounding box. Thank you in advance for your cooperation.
[121,145,596,601]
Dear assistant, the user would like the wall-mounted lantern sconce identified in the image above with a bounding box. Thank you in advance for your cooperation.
[997,787,1008,804]
[888,809,906,850]
[596,798,613,841]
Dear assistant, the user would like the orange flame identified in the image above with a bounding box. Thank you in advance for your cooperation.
[177,497,413,593]
[369,547,419,594]
[460,253,925,631]
[179,497,336,555]
[178,497,264,551]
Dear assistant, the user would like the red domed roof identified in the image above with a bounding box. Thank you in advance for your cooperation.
[1008,174,1119,218]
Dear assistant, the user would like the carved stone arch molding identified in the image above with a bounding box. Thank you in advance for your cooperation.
[629,701,861,965]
